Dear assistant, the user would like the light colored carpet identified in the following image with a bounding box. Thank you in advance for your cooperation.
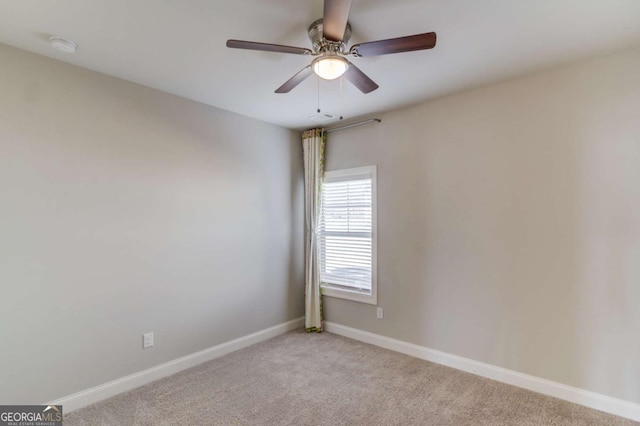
[65,329,637,425]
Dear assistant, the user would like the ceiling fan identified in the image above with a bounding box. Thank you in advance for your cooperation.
[226,0,436,94]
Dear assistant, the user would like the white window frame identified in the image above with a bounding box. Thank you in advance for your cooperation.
[320,165,377,305]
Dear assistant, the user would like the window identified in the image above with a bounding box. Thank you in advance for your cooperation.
[319,166,377,304]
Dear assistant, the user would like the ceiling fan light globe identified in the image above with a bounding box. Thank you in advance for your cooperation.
[313,56,348,80]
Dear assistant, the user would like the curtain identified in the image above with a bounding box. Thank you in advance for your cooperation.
[302,128,326,332]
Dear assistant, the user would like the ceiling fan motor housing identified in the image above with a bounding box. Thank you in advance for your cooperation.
[308,18,351,54]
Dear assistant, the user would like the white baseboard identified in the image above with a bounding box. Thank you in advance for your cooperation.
[324,321,640,422]
[48,317,304,413]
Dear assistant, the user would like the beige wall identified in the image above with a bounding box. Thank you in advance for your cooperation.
[0,43,304,404]
[324,48,640,404]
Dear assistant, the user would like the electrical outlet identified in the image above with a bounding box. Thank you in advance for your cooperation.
[143,332,154,349]
[377,307,384,319]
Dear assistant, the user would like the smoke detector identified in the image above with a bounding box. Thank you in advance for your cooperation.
[49,36,77,53]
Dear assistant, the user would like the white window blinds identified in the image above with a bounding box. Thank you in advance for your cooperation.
[319,169,374,292]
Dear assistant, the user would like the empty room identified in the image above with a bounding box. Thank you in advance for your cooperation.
[1,0,639,425]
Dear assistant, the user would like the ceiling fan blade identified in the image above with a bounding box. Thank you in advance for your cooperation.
[226,39,312,55]
[323,0,352,42]
[275,66,314,93]
[344,62,379,94]
[351,32,437,57]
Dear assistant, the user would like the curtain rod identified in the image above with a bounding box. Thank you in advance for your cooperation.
[326,118,381,133]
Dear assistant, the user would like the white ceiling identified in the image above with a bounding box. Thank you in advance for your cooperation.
[1,0,639,129]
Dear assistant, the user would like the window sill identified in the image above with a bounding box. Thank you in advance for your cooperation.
[321,285,377,305]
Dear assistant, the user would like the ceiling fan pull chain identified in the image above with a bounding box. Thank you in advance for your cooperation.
[317,76,321,113]
[339,75,344,120]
